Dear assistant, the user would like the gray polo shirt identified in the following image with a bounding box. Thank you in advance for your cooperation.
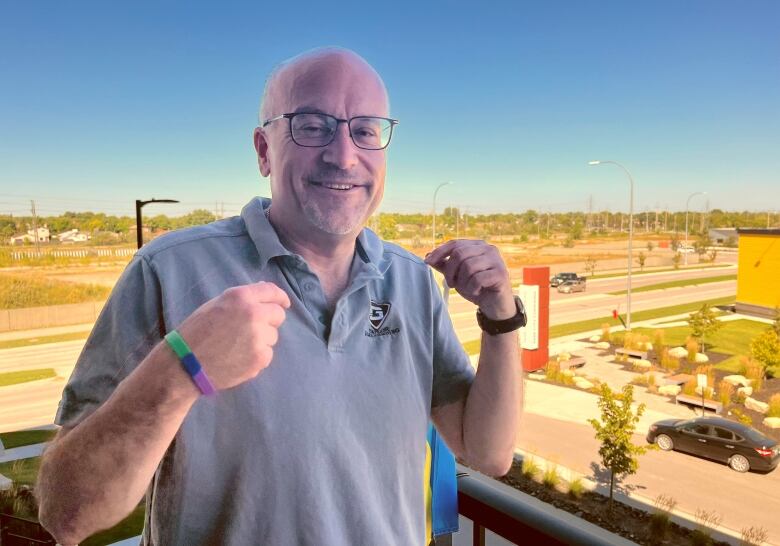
[55,197,475,546]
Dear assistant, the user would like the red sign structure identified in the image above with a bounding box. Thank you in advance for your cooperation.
[520,266,550,372]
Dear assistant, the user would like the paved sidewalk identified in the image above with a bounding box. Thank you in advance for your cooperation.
[0,442,49,463]
[0,323,94,342]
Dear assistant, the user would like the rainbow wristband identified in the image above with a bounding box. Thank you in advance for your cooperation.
[164,330,216,396]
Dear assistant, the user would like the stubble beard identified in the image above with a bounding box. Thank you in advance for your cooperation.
[302,198,366,235]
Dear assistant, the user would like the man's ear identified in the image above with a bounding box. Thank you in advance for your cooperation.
[254,127,271,177]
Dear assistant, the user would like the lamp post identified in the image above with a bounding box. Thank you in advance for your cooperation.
[684,192,707,266]
[589,160,634,330]
[432,182,453,247]
[135,198,179,249]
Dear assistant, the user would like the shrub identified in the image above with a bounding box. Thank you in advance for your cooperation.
[737,355,749,376]
[744,358,766,392]
[567,476,586,499]
[686,337,699,361]
[751,329,780,369]
[600,323,611,343]
[740,525,769,546]
[659,347,680,372]
[521,457,540,480]
[718,380,735,409]
[652,330,665,353]
[767,394,780,418]
[682,379,697,396]
[649,494,677,541]
[692,509,722,546]
[624,332,649,351]
[545,360,562,383]
[542,465,562,490]
[731,408,753,426]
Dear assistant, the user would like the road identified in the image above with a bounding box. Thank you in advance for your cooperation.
[519,412,780,543]
[449,266,737,342]
[0,265,738,432]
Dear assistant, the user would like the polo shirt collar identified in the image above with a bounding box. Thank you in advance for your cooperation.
[241,197,389,279]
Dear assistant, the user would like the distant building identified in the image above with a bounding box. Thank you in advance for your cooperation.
[9,226,50,245]
[736,228,780,318]
[708,227,738,246]
[57,229,90,243]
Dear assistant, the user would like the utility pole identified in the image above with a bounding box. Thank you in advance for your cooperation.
[587,195,593,230]
[30,200,40,254]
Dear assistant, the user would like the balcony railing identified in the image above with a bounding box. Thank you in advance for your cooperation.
[445,465,637,546]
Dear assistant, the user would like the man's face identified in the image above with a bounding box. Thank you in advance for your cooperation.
[256,55,389,237]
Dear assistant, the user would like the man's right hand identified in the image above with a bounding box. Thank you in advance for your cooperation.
[176,281,291,391]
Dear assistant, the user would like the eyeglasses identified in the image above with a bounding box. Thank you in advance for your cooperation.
[262,112,399,150]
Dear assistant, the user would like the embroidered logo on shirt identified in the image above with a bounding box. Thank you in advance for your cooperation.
[366,300,400,337]
[369,301,391,330]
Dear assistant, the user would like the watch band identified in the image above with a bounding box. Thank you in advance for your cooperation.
[476,295,527,336]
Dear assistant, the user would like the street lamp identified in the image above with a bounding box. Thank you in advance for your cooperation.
[432,182,453,247]
[589,160,635,330]
[135,198,179,249]
[684,192,707,266]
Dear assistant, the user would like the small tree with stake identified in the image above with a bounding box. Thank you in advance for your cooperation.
[588,384,651,511]
[687,303,724,353]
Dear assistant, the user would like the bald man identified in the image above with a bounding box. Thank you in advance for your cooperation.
[37,48,522,546]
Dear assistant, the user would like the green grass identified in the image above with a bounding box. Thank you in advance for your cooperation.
[0,331,90,350]
[0,430,56,450]
[0,457,41,486]
[0,456,145,545]
[0,273,110,309]
[612,319,769,357]
[0,368,57,387]
[586,263,731,281]
[461,296,735,355]
[609,319,773,372]
[608,274,736,296]
[81,504,145,546]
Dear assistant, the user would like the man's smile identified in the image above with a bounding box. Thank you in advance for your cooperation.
[308,179,366,192]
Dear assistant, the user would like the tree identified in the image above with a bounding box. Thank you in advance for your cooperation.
[588,384,650,511]
[672,252,681,270]
[774,308,780,337]
[637,251,646,271]
[670,233,680,252]
[694,233,711,263]
[687,304,724,352]
[646,241,654,252]
[751,329,780,370]
[584,255,598,277]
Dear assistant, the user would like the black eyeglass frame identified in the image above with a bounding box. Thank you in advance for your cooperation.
[262,112,399,150]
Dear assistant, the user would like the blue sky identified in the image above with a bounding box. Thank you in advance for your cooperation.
[1,1,778,217]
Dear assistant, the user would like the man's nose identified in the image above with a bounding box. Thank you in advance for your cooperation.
[321,122,358,170]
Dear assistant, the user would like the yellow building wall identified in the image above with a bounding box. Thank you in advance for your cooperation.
[736,233,780,311]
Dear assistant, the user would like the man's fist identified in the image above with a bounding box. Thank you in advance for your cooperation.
[425,239,515,320]
[175,281,291,392]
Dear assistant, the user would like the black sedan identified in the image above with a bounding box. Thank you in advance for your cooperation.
[646,416,780,473]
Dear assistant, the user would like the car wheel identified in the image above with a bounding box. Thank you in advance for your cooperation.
[728,454,750,473]
[655,434,674,451]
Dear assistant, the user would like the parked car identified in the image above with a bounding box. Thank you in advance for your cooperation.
[550,272,585,287]
[676,245,695,254]
[646,416,779,472]
[557,279,586,293]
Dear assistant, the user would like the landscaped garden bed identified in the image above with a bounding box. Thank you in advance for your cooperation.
[497,457,757,546]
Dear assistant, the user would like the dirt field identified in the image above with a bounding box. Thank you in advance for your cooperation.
[1,235,737,290]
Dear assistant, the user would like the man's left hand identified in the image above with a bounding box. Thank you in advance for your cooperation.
[425,239,516,320]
